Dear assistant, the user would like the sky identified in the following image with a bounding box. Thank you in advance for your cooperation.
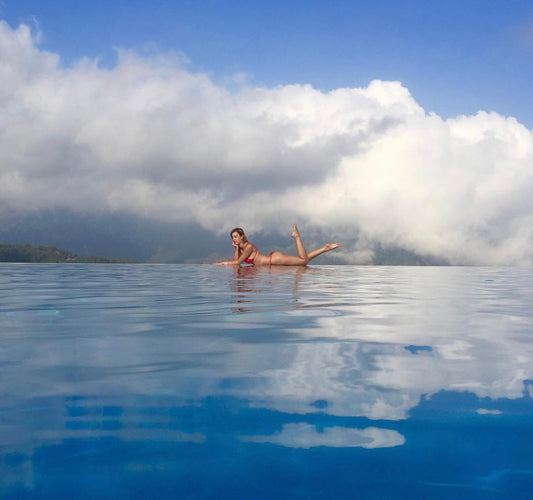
[1,0,532,264]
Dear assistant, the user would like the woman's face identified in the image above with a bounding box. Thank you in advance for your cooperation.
[231,231,243,246]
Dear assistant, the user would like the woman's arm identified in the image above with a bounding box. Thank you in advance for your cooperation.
[215,243,253,266]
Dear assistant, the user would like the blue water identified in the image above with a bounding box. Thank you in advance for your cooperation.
[1,264,532,499]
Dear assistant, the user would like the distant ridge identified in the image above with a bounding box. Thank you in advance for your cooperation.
[0,243,138,263]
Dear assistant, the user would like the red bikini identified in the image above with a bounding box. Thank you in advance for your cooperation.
[240,245,275,265]
[239,244,256,264]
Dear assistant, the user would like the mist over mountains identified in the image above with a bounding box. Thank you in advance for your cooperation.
[0,210,445,265]
[0,211,223,263]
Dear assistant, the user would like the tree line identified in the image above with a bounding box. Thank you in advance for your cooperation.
[0,243,138,263]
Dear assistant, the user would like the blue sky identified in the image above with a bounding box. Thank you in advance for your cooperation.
[1,0,533,265]
[2,0,532,126]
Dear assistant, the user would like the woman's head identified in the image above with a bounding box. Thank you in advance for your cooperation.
[230,227,247,244]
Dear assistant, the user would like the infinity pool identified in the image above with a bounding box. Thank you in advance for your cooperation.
[1,264,532,498]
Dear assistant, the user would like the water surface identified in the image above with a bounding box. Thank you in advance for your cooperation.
[1,264,532,498]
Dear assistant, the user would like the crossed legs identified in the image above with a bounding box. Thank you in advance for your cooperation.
[269,224,341,266]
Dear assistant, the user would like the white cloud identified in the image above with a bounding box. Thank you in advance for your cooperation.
[1,20,533,264]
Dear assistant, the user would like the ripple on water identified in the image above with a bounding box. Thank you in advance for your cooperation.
[1,264,533,498]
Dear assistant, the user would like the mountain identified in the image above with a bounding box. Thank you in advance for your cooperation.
[0,243,138,263]
[0,210,448,265]
[0,210,227,263]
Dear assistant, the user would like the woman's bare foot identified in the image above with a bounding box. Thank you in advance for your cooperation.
[324,243,341,251]
[291,223,300,239]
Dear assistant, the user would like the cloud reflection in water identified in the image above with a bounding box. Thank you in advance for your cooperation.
[1,264,533,496]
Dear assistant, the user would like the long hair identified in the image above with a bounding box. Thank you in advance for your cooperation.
[230,227,248,243]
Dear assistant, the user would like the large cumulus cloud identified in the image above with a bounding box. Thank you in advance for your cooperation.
[1,21,532,265]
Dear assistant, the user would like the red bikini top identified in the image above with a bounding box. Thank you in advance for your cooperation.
[240,244,256,264]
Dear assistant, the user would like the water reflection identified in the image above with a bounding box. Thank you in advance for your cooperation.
[230,265,307,313]
[1,264,532,496]
[242,423,405,449]
[2,266,532,421]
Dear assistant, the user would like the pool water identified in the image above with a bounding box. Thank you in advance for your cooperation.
[1,264,532,498]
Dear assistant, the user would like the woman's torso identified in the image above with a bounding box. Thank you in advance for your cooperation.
[240,243,270,265]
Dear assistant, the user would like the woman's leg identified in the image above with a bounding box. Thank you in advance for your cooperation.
[268,225,341,266]
[306,243,341,262]
[291,224,308,260]
[269,252,307,266]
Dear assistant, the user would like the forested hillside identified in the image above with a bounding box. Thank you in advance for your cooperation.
[0,244,137,263]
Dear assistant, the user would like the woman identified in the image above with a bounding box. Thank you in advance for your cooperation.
[215,224,341,266]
